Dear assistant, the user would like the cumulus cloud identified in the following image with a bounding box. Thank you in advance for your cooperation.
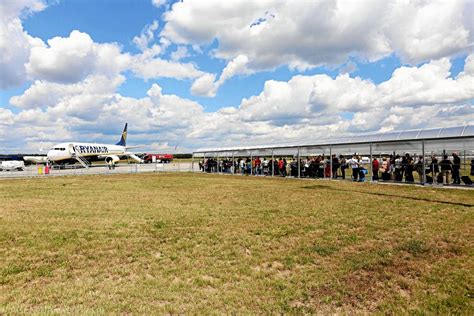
[4,53,474,152]
[26,31,97,83]
[2,0,473,153]
[25,30,130,83]
[0,0,46,88]
[161,0,473,71]
[241,56,474,124]
[10,74,125,110]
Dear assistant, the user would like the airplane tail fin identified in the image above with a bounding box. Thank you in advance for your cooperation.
[115,123,128,146]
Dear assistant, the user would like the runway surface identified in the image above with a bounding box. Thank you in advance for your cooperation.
[0,162,194,179]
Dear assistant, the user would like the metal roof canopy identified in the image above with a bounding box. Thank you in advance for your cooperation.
[193,125,474,157]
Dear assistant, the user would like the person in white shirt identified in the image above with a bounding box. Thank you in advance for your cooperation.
[349,155,360,181]
[239,159,245,175]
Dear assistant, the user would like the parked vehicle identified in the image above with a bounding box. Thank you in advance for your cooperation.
[142,153,173,163]
[0,160,25,171]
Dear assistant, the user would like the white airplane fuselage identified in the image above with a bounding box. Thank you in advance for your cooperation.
[47,142,126,163]
[45,123,142,166]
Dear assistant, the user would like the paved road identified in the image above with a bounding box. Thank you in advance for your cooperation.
[0,162,194,179]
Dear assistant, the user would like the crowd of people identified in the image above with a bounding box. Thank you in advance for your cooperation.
[199,152,472,185]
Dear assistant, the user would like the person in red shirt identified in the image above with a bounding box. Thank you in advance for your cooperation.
[278,158,284,176]
[372,158,379,181]
[255,157,261,175]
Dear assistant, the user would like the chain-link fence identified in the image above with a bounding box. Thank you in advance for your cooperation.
[0,161,193,179]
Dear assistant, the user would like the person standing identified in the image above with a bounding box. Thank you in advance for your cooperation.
[452,152,461,184]
[331,154,339,179]
[405,157,415,182]
[415,155,424,183]
[439,155,453,184]
[339,155,347,179]
[240,158,245,175]
[379,159,391,181]
[372,158,379,181]
[394,155,403,181]
[349,155,359,181]
[430,155,439,181]
[278,158,284,176]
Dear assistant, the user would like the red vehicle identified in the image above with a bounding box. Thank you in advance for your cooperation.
[143,153,173,163]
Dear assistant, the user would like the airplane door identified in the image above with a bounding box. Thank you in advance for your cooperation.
[68,144,75,155]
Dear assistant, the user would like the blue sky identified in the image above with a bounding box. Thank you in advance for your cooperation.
[0,0,473,152]
[17,0,465,106]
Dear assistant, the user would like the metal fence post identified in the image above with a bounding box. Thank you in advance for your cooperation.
[464,149,467,176]
[329,145,333,180]
[271,149,274,177]
[369,143,373,183]
[250,151,253,175]
[203,153,206,173]
[232,153,235,174]
[422,140,426,185]
[297,147,300,178]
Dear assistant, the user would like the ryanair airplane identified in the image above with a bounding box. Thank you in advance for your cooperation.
[46,123,143,167]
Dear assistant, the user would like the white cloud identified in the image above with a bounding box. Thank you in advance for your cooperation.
[0,0,46,88]
[0,0,46,21]
[25,30,130,84]
[162,0,473,71]
[152,0,167,8]
[132,20,159,51]
[10,74,125,110]
[3,50,474,152]
[170,46,189,61]
[24,30,130,85]
[191,54,251,97]
[131,55,205,80]
[26,31,98,83]
[241,56,474,124]
[190,73,217,97]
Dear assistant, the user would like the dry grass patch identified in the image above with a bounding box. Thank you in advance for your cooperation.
[0,173,473,313]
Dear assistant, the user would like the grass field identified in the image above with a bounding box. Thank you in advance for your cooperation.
[1,173,473,313]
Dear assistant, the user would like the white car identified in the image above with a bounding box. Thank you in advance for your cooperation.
[0,160,25,171]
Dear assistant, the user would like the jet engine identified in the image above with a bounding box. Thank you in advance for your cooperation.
[104,155,120,165]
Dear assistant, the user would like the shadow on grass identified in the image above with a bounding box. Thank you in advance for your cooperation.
[301,184,474,208]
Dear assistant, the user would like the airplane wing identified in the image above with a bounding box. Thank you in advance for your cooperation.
[23,156,48,164]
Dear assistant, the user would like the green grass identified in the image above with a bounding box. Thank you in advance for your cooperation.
[0,173,473,313]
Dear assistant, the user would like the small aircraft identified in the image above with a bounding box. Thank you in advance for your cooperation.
[46,123,143,168]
